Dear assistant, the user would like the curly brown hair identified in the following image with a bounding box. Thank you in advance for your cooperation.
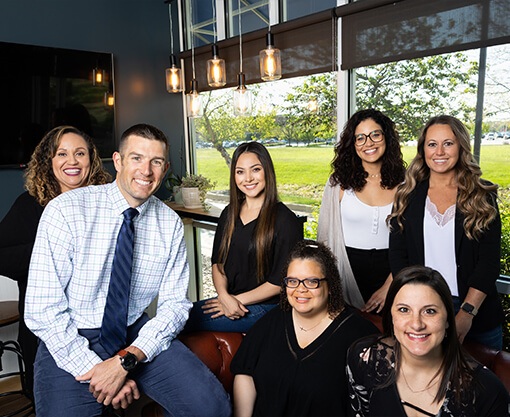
[390,115,498,240]
[280,240,345,317]
[25,125,111,206]
[330,109,406,191]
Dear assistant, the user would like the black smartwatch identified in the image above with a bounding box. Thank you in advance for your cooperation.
[117,349,138,371]
[460,302,478,317]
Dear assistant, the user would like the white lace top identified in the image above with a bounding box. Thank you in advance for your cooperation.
[424,196,458,295]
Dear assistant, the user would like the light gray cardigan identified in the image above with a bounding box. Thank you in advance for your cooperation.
[317,178,365,309]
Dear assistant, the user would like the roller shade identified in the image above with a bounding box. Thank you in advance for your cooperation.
[181,9,335,92]
[339,0,510,70]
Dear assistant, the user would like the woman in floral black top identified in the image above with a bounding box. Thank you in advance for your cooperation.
[347,266,509,417]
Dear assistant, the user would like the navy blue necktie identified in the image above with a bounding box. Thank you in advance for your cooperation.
[100,207,138,356]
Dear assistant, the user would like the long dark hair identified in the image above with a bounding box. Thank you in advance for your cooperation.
[382,265,473,404]
[280,240,345,316]
[330,109,405,191]
[217,142,279,282]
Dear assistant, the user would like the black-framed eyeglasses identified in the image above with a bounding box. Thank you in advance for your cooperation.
[354,129,384,147]
[283,277,327,289]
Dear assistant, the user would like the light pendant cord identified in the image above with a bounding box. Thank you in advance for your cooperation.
[212,0,217,44]
[168,2,174,55]
[238,0,243,74]
[190,0,196,80]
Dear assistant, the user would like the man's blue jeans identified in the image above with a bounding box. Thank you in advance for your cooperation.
[33,315,231,417]
[184,299,277,333]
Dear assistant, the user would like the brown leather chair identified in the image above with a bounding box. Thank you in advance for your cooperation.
[141,331,243,417]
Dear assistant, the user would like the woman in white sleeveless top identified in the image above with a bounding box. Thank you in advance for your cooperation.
[389,115,503,350]
[318,109,406,312]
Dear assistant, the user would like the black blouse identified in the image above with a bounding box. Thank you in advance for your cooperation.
[211,202,303,301]
[231,307,380,416]
[347,336,510,417]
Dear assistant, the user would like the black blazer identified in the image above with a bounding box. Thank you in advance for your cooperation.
[389,180,503,332]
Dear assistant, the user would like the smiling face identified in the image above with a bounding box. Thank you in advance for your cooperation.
[392,283,448,361]
[234,151,266,201]
[354,118,387,166]
[113,135,169,207]
[286,258,329,317]
[51,132,91,192]
[424,123,460,176]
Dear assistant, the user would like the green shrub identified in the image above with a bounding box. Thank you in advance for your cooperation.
[499,187,510,351]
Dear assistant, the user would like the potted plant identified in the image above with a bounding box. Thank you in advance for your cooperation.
[164,172,183,205]
[180,173,216,210]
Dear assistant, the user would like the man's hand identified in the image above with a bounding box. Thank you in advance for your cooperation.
[111,379,140,409]
[76,356,128,405]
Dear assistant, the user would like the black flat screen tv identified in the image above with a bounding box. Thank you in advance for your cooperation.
[0,41,115,168]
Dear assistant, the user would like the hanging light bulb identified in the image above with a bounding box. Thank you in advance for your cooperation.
[187,80,203,118]
[166,54,183,92]
[104,81,114,107]
[207,44,226,87]
[93,67,104,86]
[233,0,252,116]
[186,0,203,117]
[233,73,253,116]
[165,0,183,93]
[259,31,281,81]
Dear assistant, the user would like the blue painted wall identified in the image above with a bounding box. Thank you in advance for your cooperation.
[0,0,185,218]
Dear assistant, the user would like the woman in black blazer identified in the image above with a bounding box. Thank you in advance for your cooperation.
[389,115,503,350]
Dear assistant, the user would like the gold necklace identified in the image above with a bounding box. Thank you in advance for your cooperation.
[368,173,381,178]
[295,314,327,332]
[401,366,440,394]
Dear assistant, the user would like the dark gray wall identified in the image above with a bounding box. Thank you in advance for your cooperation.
[0,0,185,218]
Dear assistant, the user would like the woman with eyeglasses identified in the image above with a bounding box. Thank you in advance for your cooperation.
[231,240,379,417]
[318,109,406,313]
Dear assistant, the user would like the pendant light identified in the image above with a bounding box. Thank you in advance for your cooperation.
[259,12,281,81]
[233,0,252,116]
[207,0,226,87]
[104,81,114,107]
[165,0,183,93]
[93,61,104,86]
[186,0,203,118]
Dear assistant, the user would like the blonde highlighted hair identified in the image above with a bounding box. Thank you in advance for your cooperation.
[390,115,497,240]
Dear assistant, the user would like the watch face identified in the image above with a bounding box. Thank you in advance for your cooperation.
[121,352,137,370]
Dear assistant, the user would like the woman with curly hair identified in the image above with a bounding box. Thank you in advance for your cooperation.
[389,115,503,350]
[347,265,509,417]
[318,109,406,312]
[0,125,110,396]
[231,240,379,417]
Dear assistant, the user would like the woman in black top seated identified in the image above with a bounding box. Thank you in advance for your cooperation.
[184,142,303,333]
[347,265,509,417]
[231,240,379,417]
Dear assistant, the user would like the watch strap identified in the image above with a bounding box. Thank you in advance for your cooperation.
[460,302,478,316]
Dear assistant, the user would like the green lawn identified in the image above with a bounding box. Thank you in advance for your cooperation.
[197,144,510,205]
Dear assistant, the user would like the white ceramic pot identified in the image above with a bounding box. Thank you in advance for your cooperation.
[181,187,202,209]
[173,186,183,205]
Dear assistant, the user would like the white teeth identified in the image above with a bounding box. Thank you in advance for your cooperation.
[408,333,427,338]
[135,179,151,186]
[64,169,80,174]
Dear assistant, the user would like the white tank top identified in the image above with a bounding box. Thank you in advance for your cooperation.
[340,188,392,250]
[424,196,458,296]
